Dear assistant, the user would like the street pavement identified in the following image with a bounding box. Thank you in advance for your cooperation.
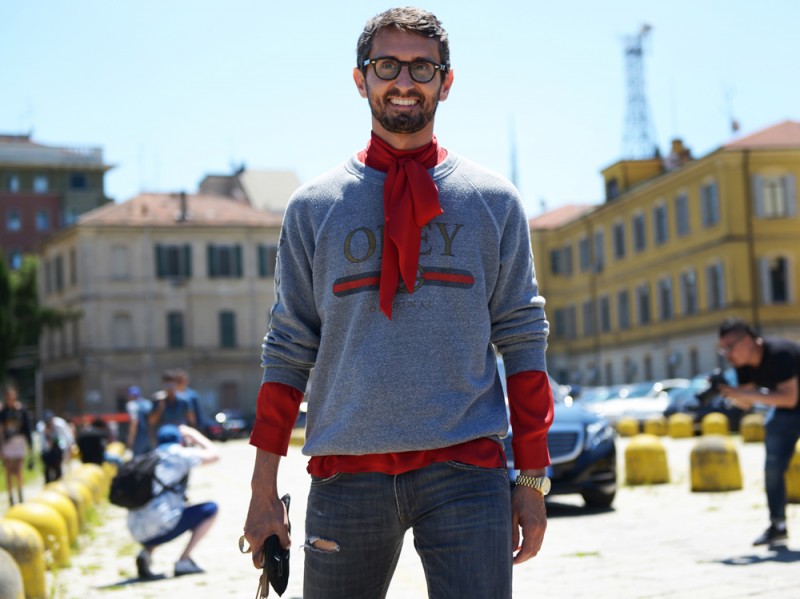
[34,435,800,598]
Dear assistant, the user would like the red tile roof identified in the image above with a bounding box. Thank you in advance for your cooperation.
[528,204,596,230]
[79,192,284,227]
[723,120,800,150]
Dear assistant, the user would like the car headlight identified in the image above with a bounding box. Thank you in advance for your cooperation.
[585,420,615,451]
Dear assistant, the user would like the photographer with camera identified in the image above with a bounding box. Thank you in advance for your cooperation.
[717,317,800,546]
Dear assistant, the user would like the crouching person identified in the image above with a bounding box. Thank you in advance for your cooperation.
[127,424,219,579]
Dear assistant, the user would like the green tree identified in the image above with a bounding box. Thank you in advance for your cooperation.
[0,252,73,385]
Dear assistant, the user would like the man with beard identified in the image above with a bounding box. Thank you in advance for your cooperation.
[242,8,553,598]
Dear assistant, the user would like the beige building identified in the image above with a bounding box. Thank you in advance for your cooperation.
[531,120,800,386]
[38,192,283,417]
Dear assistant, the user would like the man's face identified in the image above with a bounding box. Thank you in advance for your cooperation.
[353,28,453,146]
[718,332,755,367]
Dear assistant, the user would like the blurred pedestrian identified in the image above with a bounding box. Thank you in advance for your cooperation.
[175,370,206,434]
[37,410,72,483]
[0,385,34,505]
[149,370,195,428]
[126,385,153,456]
[718,317,800,546]
[128,424,219,579]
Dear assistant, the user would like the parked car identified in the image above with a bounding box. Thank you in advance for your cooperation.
[207,409,251,441]
[584,378,691,426]
[663,369,765,433]
[499,359,617,509]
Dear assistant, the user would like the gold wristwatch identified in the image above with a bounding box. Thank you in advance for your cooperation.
[514,475,551,496]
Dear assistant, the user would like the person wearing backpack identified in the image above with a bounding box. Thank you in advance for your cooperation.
[126,424,219,579]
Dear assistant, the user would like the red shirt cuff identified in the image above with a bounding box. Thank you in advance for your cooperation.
[249,382,303,456]
[507,370,554,470]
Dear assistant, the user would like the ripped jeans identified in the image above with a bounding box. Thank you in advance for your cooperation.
[303,461,512,599]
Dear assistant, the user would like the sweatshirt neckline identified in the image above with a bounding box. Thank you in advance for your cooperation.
[345,151,459,185]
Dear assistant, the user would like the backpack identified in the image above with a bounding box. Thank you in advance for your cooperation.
[109,451,186,509]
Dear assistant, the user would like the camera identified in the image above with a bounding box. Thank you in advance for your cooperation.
[696,368,728,405]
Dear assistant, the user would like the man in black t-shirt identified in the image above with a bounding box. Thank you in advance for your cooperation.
[717,317,800,546]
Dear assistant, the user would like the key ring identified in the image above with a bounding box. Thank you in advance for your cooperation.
[239,535,251,554]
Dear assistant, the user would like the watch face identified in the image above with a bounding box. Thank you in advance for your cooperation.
[540,477,551,495]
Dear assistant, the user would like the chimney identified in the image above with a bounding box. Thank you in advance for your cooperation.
[177,191,188,222]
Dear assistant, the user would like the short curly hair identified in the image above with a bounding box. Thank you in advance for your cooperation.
[356,7,450,71]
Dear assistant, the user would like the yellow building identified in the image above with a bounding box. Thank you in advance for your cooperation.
[531,120,800,386]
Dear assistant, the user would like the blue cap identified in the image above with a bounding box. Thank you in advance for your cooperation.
[156,424,181,445]
[128,385,141,398]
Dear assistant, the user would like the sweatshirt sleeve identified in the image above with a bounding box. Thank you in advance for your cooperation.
[249,382,304,456]
[507,370,553,469]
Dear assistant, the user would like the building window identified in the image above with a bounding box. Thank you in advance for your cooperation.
[112,314,133,350]
[657,276,673,321]
[612,221,626,260]
[582,300,595,337]
[632,213,646,252]
[643,355,653,380]
[258,244,279,278]
[6,209,21,231]
[8,249,22,270]
[674,193,690,236]
[754,174,798,218]
[706,262,725,310]
[701,181,720,227]
[208,244,243,278]
[653,203,668,245]
[636,283,651,325]
[6,174,20,192]
[33,175,48,193]
[35,210,50,231]
[680,269,698,315]
[111,245,129,279]
[45,260,53,295]
[561,245,573,276]
[593,229,605,272]
[219,311,237,348]
[55,255,64,292]
[167,312,185,348]
[69,248,77,285]
[606,178,619,201]
[689,348,700,377]
[598,296,611,333]
[617,289,630,331]
[578,237,590,272]
[72,320,80,356]
[63,208,79,226]
[155,244,192,279]
[553,308,566,339]
[69,173,88,190]
[550,248,561,275]
[604,362,614,386]
[761,256,790,304]
[565,306,577,340]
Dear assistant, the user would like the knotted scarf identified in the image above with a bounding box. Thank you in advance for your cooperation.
[361,133,444,319]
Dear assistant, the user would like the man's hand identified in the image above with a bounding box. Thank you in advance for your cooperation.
[511,485,547,564]
[242,450,289,570]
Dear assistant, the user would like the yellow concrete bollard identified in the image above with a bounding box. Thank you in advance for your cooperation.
[68,465,105,503]
[643,416,667,436]
[616,417,640,438]
[668,413,694,438]
[0,546,25,599]
[701,413,729,436]
[690,435,743,492]
[0,518,47,599]
[625,434,670,485]
[31,491,79,548]
[106,441,126,458]
[45,480,91,533]
[740,413,765,443]
[5,503,70,568]
[786,440,800,503]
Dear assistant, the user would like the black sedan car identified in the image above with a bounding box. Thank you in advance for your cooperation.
[499,359,618,508]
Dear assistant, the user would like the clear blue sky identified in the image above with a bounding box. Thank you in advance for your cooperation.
[2,0,798,216]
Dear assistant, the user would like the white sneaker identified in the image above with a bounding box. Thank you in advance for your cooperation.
[174,557,205,577]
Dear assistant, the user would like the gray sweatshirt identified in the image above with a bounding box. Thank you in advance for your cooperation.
[261,151,548,456]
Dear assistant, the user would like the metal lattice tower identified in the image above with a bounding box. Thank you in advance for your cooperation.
[622,24,658,159]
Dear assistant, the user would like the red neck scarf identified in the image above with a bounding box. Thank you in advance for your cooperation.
[360,133,445,319]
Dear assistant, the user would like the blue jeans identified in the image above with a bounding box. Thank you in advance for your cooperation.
[764,409,800,522]
[303,461,513,599]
